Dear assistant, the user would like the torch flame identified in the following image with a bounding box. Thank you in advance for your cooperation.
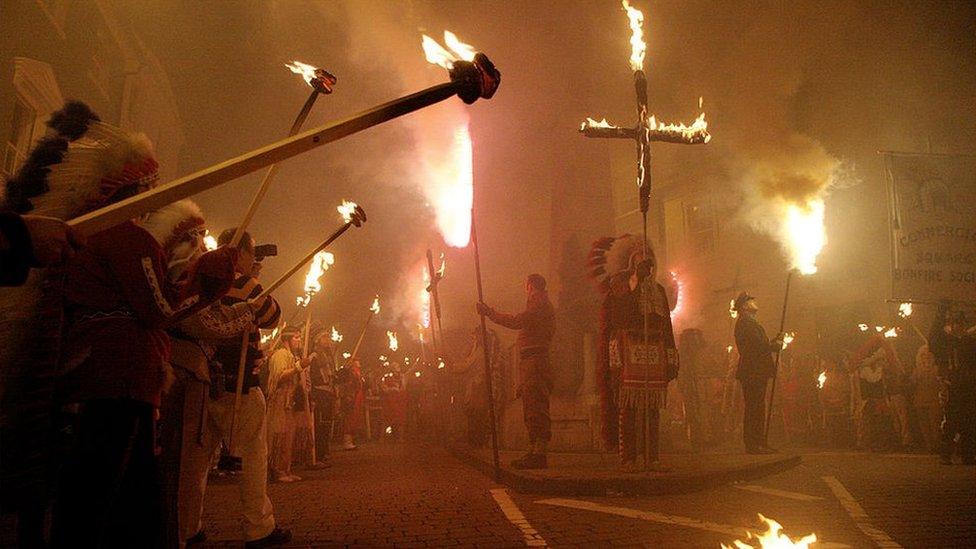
[647,111,711,144]
[421,30,476,70]
[898,302,913,318]
[722,514,817,549]
[285,60,320,87]
[298,251,335,307]
[817,370,827,389]
[342,352,351,359]
[621,0,646,72]
[858,323,869,332]
[726,345,734,354]
[370,295,381,315]
[387,331,399,352]
[337,200,359,223]
[730,299,739,319]
[781,331,795,350]
[785,199,826,275]
[581,117,619,130]
[260,327,280,346]
[331,326,343,343]
[203,230,218,251]
[884,327,899,338]
[668,271,684,320]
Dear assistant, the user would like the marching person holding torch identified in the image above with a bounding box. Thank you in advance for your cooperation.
[477,273,555,469]
[732,292,784,455]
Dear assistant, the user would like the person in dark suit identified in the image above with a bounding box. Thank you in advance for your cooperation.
[733,292,783,454]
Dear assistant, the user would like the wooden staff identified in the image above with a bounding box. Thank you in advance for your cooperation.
[348,309,376,363]
[256,205,365,299]
[764,269,794,444]
[68,52,499,237]
[472,208,501,482]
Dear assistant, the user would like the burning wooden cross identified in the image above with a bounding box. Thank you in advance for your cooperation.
[580,1,710,219]
[425,249,446,349]
[580,0,711,472]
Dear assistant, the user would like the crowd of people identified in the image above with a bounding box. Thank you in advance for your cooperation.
[670,296,975,465]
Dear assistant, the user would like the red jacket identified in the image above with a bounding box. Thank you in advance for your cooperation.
[60,221,235,407]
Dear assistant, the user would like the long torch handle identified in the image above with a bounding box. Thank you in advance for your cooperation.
[765,269,794,443]
[348,313,374,362]
[226,328,251,454]
[256,222,351,300]
[69,81,462,236]
[230,91,319,247]
[472,209,501,482]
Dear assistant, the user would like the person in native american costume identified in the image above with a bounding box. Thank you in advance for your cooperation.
[588,235,678,471]
[478,274,554,469]
[0,101,238,547]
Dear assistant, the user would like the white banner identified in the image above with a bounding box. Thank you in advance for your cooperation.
[884,152,976,303]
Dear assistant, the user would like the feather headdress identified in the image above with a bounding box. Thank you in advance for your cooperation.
[4,101,158,220]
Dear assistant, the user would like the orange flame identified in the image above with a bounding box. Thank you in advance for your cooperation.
[780,331,795,350]
[621,1,646,71]
[330,326,343,343]
[648,111,711,143]
[297,251,334,307]
[285,60,320,87]
[421,30,476,70]
[898,302,913,318]
[581,117,618,130]
[729,299,739,319]
[884,327,899,338]
[203,232,218,252]
[817,370,827,389]
[387,331,399,352]
[722,514,817,549]
[370,295,381,314]
[337,200,358,223]
[430,123,473,247]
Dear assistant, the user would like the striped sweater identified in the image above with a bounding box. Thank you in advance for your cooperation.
[213,274,281,392]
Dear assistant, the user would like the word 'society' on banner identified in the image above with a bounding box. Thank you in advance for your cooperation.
[883,152,976,303]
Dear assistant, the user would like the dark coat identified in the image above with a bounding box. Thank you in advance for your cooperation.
[734,314,777,380]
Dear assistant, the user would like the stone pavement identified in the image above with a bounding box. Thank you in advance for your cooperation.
[194,443,975,548]
[2,443,971,546]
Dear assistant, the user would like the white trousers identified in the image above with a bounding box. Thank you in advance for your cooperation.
[179,382,275,541]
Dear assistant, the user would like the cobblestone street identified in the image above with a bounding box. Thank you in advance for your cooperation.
[198,443,975,548]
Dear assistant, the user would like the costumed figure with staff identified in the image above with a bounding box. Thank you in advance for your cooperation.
[477,273,554,470]
[589,235,678,471]
[732,292,784,455]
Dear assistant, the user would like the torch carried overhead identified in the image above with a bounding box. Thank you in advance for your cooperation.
[67,47,499,237]
[348,296,381,363]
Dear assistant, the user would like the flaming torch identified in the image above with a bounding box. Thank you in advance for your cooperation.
[227,61,337,248]
[387,331,399,353]
[331,326,343,343]
[426,249,446,348]
[69,40,499,238]
[422,29,502,480]
[203,230,218,251]
[299,250,335,356]
[817,370,827,390]
[897,301,927,342]
[348,296,381,363]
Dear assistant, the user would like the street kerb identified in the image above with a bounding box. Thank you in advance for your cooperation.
[448,446,802,497]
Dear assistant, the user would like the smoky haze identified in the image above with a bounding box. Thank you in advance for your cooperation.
[115,0,975,359]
